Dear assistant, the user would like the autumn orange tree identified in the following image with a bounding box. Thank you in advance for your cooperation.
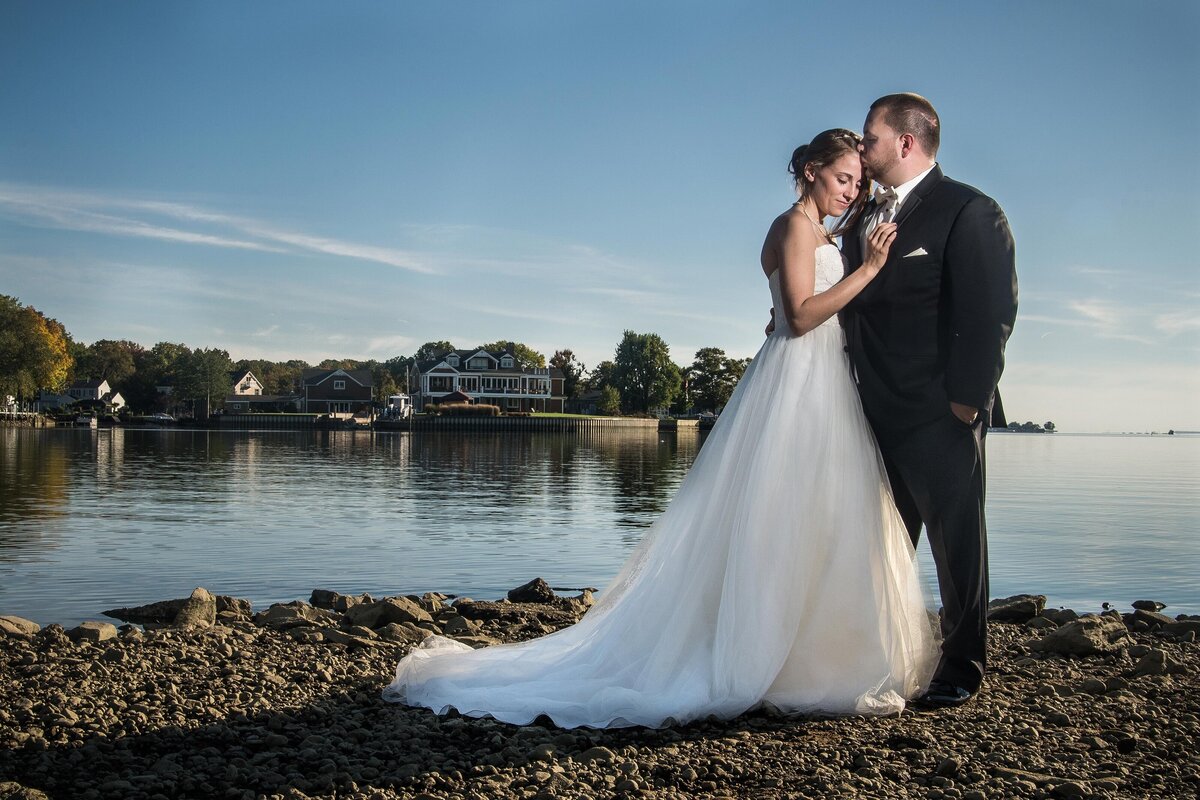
[0,295,73,403]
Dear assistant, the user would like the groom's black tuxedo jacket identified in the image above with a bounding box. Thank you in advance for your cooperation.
[841,166,1017,439]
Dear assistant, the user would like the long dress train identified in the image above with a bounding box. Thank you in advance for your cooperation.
[383,244,937,728]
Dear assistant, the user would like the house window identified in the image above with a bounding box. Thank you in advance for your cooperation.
[469,357,489,370]
[501,357,514,368]
[334,380,346,390]
[446,355,459,366]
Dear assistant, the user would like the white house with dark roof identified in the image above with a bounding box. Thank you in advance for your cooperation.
[230,369,264,396]
[64,378,125,411]
[410,344,565,413]
[67,378,111,402]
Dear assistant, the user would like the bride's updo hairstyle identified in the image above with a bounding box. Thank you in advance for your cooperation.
[788,128,870,238]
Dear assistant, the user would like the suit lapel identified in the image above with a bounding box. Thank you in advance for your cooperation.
[893,164,943,227]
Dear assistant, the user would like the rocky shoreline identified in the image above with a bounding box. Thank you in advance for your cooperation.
[1,583,1197,800]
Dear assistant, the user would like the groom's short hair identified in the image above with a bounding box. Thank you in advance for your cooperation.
[870,93,940,156]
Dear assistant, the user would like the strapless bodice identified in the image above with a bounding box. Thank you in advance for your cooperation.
[768,244,845,334]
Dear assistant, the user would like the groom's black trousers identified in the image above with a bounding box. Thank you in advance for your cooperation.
[878,413,989,693]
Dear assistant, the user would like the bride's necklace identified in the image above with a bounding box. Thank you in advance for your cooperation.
[796,201,835,245]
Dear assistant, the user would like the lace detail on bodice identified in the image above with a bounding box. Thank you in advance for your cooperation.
[769,244,845,334]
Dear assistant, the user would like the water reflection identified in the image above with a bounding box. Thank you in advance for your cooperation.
[1,428,1194,627]
[0,429,71,556]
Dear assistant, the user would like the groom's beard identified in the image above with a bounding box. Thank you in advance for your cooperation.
[863,153,899,187]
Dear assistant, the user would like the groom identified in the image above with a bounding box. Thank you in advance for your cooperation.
[841,93,1018,707]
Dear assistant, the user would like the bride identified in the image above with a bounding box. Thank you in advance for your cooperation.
[383,129,938,728]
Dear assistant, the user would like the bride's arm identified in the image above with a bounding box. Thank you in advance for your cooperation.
[779,221,898,336]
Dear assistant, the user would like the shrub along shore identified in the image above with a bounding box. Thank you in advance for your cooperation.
[1,582,1197,800]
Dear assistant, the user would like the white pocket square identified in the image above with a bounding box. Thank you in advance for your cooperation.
[903,247,929,258]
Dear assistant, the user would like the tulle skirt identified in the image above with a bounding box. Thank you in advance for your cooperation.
[383,323,937,728]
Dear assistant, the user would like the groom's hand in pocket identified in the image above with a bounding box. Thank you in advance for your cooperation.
[950,401,979,425]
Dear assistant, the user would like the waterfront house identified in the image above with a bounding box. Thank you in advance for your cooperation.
[67,378,111,402]
[410,344,566,413]
[301,368,373,415]
[223,369,299,412]
[63,379,125,412]
[35,390,75,411]
[230,369,264,396]
[223,394,301,413]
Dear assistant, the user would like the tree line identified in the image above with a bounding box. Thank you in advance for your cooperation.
[1,295,750,416]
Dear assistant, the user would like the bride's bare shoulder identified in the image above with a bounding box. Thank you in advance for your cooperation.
[762,205,816,276]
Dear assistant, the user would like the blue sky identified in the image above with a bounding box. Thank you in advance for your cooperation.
[1,1,1196,431]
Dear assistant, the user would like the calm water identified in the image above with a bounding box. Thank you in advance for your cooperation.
[1,428,1197,627]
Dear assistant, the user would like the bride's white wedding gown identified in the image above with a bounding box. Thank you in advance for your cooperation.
[383,244,937,728]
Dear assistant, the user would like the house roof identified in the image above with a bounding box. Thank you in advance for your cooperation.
[229,369,259,384]
[70,378,108,389]
[301,368,373,387]
[414,346,560,378]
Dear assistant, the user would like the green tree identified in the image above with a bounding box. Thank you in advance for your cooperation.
[0,295,74,401]
[124,342,193,413]
[318,358,362,371]
[78,339,142,386]
[145,342,192,386]
[381,355,415,392]
[176,348,233,408]
[688,348,750,413]
[598,385,621,416]
[477,340,545,369]
[549,349,585,399]
[372,364,399,404]
[611,330,682,413]
[587,360,617,392]
[414,341,455,362]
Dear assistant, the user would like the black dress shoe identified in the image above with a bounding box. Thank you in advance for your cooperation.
[912,679,974,709]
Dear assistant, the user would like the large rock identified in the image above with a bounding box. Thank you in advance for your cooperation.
[988,594,1047,623]
[104,593,250,624]
[1131,600,1166,612]
[173,587,216,628]
[0,781,51,800]
[377,622,431,644]
[216,596,252,618]
[343,597,432,629]
[1028,614,1130,656]
[1164,620,1200,636]
[254,601,337,630]
[1042,608,1079,626]
[454,599,578,626]
[0,616,40,637]
[508,578,556,604]
[310,589,369,612]
[69,621,118,643]
[442,615,482,635]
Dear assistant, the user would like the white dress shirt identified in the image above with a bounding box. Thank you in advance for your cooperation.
[861,162,938,246]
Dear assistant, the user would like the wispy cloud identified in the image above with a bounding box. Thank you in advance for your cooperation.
[1067,299,1121,327]
[1154,311,1200,337]
[365,334,415,354]
[0,183,438,274]
[0,190,285,253]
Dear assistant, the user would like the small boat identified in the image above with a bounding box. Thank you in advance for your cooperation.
[76,414,98,428]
